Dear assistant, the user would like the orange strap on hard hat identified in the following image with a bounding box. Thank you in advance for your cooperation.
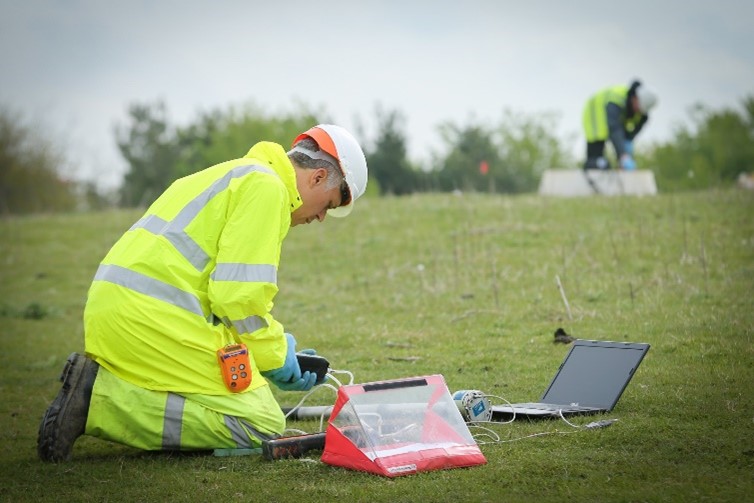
[293,127,341,170]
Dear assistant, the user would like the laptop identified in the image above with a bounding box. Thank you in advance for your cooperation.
[491,339,650,421]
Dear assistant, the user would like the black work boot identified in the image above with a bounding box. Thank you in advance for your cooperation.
[37,353,99,462]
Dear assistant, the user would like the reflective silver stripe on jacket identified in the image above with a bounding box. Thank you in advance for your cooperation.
[94,264,205,317]
[211,313,267,335]
[95,261,270,332]
[95,264,268,332]
[211,264,274,333]
[162,393,185,450]
[224,416,274,448]
[130,165,276,272]
[211,263,277,283]
[210,263,275,334]
[115,165,279,330]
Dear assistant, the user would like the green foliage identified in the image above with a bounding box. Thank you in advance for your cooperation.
[113,95,754,205]
[433,122,500,192]
[173,102,326,180]
[116,102,182,207]
[643,96,754,191]
[432,110,574,193]
[0,301,51,320]
[0,107,77,214]
[7,91,754,216]
[495,109,575,190]
[365,108,419,195]
[1,191,752,501]
[116,101,327,208]
[114,102,576,207]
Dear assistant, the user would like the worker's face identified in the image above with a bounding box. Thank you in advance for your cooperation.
[291,168,344,226]
[631,95,642,115]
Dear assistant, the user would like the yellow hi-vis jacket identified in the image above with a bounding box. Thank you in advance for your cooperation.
[84,141,303,395]
[582,84,645,143]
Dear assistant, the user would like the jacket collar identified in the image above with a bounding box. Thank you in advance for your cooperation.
[244,141,303,213]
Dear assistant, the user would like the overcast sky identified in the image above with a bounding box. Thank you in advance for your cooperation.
[2,0,753,189]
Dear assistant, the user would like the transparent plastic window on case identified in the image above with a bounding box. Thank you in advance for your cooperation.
[321,375,486,477]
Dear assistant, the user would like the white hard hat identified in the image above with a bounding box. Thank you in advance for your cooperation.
[635,85,658,114]
[293,124,368,217]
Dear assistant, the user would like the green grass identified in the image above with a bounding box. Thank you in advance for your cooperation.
[1,190,752,502]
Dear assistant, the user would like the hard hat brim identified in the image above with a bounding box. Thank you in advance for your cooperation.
[327,202,354,218]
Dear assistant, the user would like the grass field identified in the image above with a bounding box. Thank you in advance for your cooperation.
[1,189,752,502]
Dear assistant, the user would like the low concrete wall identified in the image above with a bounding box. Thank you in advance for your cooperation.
[538,169,658,196]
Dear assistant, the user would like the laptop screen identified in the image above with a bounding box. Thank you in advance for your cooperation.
[539,340,650,409]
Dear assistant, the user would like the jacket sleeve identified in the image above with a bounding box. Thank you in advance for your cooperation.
[626,114,649,140]
[606,102,628,158]
[207,172,291,372]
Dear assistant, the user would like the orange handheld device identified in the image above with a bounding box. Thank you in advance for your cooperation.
[217,343,252,392]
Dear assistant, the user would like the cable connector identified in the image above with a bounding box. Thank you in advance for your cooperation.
[584,419,618,429]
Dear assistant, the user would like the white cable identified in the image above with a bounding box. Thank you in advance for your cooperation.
[459,391,619,445]
[325,372,343,388]
[328,368,354,385]
[476,429,579,444]
[464,391,617,430]
[470,413,618,446]
[467,424,501,443]
[480,393,517,424]
[557,410,619,429]
[557,409,583,428]
[284,382,339,421]
[282,368,357,433]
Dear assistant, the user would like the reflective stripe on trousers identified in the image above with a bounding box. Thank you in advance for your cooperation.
[86,367,282,451]
[162,393,271,450]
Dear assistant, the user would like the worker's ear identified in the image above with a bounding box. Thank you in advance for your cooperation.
[309,168,328,188]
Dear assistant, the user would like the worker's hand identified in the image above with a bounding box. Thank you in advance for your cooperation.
[273,370,317,391]
[262,333,301,383]
[620,155,636,171]
[261,333,317,392]
[624,140,634,156]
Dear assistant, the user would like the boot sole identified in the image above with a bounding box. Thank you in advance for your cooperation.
[37,353,96,462]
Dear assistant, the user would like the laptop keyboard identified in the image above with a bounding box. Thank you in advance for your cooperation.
[516,403,599,412]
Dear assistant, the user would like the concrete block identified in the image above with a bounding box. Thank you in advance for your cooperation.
[538,169,658,196]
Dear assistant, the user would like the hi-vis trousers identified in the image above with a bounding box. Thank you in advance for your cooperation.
[85,367,286,451]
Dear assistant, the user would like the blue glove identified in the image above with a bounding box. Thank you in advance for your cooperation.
[274,370,317,391]
[624,140,634,156]
[261,333,317,391]
[620,155,636,171]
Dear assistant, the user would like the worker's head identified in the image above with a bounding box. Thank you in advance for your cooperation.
[629,81,658,115]
[288,124,368,226]
[635,85,658,114]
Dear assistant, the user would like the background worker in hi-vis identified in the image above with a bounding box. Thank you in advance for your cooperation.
[38,124,368,462]
[582,80,658,171]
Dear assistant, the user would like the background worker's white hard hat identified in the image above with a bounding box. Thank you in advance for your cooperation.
[293,124,368,217]
[635,85,658,114]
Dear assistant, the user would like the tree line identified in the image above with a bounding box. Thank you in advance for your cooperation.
[1,96,753,214]
[0,106,77,214]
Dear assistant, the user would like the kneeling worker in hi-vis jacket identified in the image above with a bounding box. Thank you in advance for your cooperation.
[38,124,369,462]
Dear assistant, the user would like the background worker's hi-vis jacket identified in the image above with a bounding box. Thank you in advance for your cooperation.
[84,141,303,396]
[582,84,648,158]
